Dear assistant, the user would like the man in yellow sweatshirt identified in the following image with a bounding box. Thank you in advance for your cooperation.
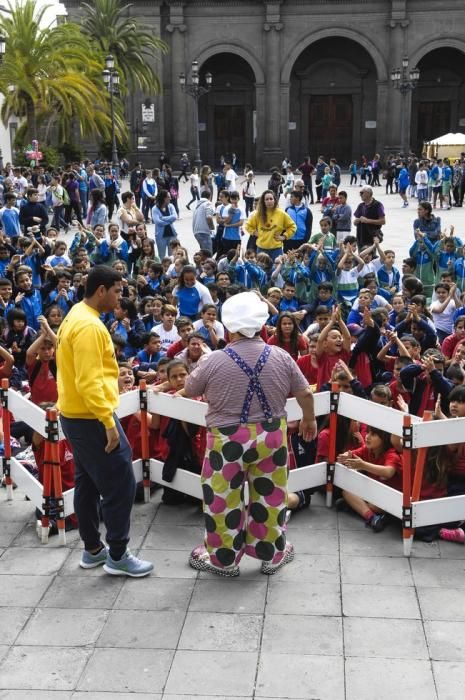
[57,265,153,577]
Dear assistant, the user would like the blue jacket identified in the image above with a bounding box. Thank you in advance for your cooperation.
[152,203,177,240]
[285,204,312,242]
[377,265,400,295]
[18,289,42,331]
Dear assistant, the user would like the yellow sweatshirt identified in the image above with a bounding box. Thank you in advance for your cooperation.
[56,301,119,429]
[245,208,296,249]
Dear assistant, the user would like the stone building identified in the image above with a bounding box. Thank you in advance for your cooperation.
[67,0,465,169]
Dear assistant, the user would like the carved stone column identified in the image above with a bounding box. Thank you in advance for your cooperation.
[262,1,284,167]
[166,2,188,158]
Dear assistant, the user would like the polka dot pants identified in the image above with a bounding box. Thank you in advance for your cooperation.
[201,417,288,568]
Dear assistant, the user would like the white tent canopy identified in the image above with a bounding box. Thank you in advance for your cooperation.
[426,132,465,145]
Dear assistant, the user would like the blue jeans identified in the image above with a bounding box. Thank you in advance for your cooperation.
[156,233,175,259]
[79,189,88,216]
[60,415,136,559]
[53,205,67,230]
[194,231,213,254]
[257,246,283,262]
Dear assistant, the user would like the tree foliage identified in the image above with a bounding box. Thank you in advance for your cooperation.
[0,0,115,144]
[80,0,168,95]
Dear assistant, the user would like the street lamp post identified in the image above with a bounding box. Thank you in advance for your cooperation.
[391,56,420,156]
[102,54,120,178]
[179,61,212,169]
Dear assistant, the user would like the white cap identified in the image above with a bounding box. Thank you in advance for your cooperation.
[221,292,269,338]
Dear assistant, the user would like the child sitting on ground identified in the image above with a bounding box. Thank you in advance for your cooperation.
[337,426,403,532]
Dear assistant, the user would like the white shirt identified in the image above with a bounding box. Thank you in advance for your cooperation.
[151,323,180,351]
[430,299,457,334]
[415,170,428,186]
[225,169,237,192]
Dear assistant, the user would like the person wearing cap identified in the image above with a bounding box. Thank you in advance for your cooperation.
[180,153,190,182]
[353,186,386,249]
[183,291,317,577]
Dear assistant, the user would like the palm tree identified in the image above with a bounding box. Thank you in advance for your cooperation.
[0,0,114,145]
[80,0,168,95]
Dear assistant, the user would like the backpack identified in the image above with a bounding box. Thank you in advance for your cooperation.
[29,359,57,388]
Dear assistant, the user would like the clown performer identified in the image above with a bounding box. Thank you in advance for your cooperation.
[182,291,317,577]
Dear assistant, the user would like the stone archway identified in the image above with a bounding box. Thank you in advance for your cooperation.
[287,36,381,164]
[196,51,258,169]
[281,27,387,85]
[409,45,465,153]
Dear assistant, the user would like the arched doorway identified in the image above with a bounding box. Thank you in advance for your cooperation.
[411,47,465,155]
[289,38,378,166]
[198,53,256,170]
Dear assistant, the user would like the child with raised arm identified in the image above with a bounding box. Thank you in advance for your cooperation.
[315,304,351,389]
[25,315,57,406]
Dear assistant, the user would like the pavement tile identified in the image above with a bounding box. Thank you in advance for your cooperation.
[0,646,91,690]
[77,648,174,693]
[11,523,80,549]
[0,575,53,606]
[0,522,27,547]
[0,609,33,645]
[417,586,465,621]
[39,574,124,609]
[179,611,262,652]
[262,614,343,656]
[138,549,197,579]
[97,609,185,649]
[163,697,250,700]
[342,583,420,618]
[433,661,465,700]
[16,608,108,647]
[287,505,337,530]
[438,540,465,559]
[189,579,267,614]
[165,650,258,696]
[344,617,428,659]
[143,524,204,550]
[0,547,70,576]
[115,577,195,611]
[283,527,338,554]
[256,652,344,699]
[263,553,339,583]
[411,558,465,587]
[72,694,157,700]
[424,620,465,661]
[0,500,36,522]
[153,503,203,526]
[266,581,341,616]
[345,657,437,700]
[341,555,413,585]
[0,692,72,699]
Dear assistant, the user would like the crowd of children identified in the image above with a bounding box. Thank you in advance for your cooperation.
[2,164,465,546]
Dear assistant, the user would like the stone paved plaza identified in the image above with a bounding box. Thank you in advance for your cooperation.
[1,175,465,698]
[0,487,465,699]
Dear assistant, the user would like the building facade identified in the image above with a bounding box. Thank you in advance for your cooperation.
[66,0,465,169]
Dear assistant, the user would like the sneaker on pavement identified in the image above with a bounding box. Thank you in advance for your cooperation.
[370,513,390,533]
[103,550,154,577]
[80,546,109,569]
[261,542,295,575]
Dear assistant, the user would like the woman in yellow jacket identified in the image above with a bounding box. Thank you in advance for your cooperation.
[245,190,296,261]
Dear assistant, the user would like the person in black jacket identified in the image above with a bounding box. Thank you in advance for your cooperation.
[19,188,49,235]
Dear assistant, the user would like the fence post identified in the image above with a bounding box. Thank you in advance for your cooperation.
[139,380,151,503]
[40,437,52,544]
[48,408,65,545]
[326,383,340,507]
[402,414,413,556]
[0,379,13,500]
[411,410,432,503]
